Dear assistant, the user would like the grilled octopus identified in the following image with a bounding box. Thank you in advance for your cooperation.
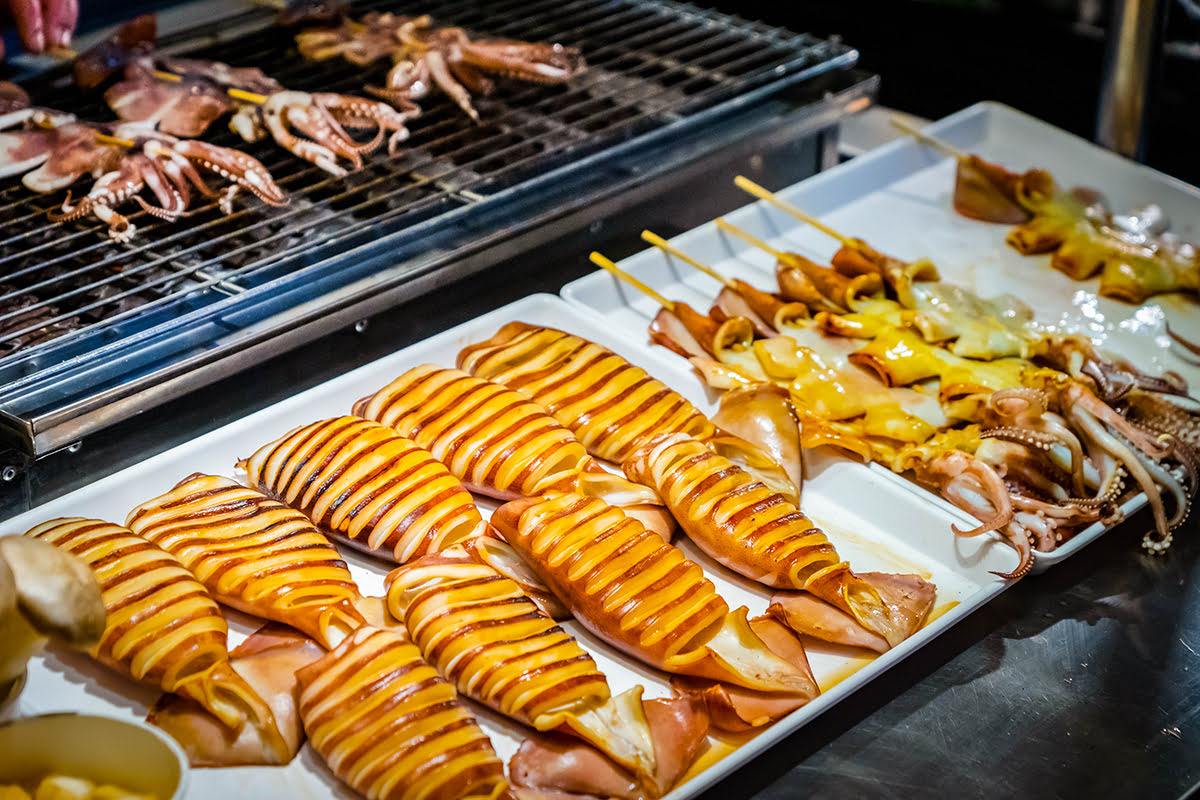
[296,12,585,121]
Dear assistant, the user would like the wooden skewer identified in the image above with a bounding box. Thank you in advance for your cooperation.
[588,251,676,312]
[153,70,269,105]
[888,115,969,160]
[33,116,135,148]
[732,175,856,248]
[640,230,734,288]
[714,218,786,260]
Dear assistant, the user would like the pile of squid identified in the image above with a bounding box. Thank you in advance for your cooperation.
[950,149,1199,304]
[295,11,586,122]
[621,216,1199,579]
[15,323,946,800]
[0,80,287,241]
[72,15,418,178]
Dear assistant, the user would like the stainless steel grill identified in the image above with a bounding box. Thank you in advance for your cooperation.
[0,0,863,455]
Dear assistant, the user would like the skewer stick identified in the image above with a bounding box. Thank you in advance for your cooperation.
[153,70,269,105]
[888,115,969,160]
[588,251,676,312]
[640,230,734,288]
[33,116,134,148]
[714,218,785,260]
[732,175,855,248]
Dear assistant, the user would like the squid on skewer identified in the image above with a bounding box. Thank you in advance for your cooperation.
[624,433,934,647]
[295,625,512,800]
[491,493,820,726]
[354,364,672,537]
[126,474,367,649]
[25,517,292,765]
[457,322,798,504]
[239,416,488,563]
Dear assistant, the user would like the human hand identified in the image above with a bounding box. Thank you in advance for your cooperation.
[1,0,80,59]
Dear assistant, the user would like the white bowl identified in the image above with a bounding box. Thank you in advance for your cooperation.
[0,712,189,799]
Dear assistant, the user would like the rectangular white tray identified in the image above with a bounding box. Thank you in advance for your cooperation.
[3,293,1012,800]
[561,100,1200,571]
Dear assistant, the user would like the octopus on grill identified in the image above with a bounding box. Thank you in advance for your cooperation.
[297,12,586,121]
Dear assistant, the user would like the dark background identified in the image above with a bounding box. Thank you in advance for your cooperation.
[709,0,1200,186]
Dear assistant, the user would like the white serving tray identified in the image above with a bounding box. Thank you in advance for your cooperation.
[561,100,1199,572]
[2,293,1012,800]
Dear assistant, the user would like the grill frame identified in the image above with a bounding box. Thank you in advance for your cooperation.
[0,0,867,455]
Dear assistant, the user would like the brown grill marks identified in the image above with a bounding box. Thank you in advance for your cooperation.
[295,626,510,800]
[240,416,487,563]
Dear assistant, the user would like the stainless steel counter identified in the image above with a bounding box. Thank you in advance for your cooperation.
[1,126,1196,800]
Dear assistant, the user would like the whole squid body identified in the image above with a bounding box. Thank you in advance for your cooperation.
[238,416,489,562]
[353,364,673,537]
[24,518,292,765]
[623,434,935,648]
[125,474,368,649]
[457,322,799,504]
[295,625,513,800]
[386,548,710,797]
[490,493,820,723]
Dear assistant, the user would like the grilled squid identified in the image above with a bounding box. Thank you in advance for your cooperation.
[490,493,819,703]
[25,517,291,765]
[126,474,366,649]
[386,548,667,791]
[353,364,670,535]
[295,625,511,800]
[458,322,797,503]
[624,434,930,647]
[239,416,488,563]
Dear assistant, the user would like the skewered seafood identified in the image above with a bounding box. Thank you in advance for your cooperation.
[942,144,1199,304]
[25,517,291,765]
[295,625,512,800]
[385,548,664,790]
[297,13,585,121]
[353,364,671,534]
[125,474,366,649]
[491,493,820,702]
[624,433,931,646]
[458,322,798,504]
[239,416,488,562]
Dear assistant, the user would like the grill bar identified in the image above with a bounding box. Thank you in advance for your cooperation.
[0,0,861,451]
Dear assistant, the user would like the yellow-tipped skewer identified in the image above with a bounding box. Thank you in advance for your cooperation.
[640,230,734,288]
[153,70,269,105]
[714,218,787,260]
[588,251,676,312]
[732,175,856,248]
[33,116,135,149]
[888,115,969,160]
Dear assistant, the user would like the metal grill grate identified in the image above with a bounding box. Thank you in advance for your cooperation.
[0,0,857,450]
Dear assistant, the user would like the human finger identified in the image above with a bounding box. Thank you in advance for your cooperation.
[8,0,47,54]
[42,0,77,49]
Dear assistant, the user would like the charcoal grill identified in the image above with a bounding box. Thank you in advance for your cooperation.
[0,0,872,458]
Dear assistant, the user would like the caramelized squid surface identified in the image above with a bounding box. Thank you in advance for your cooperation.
[126,473,366,649]
[25,517,290,764]
[386,549,659,786]
[239,416,488,563]
[296,625,512,800]
[491,493,819,699]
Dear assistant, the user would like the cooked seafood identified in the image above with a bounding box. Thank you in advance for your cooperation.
[239,416,489,562]
[126,474,366,649]
[297,13,585,121]
[624,433,931,646]
[25,517,291,765]
[946,148,1198,304]
[353,364,669,529]
[295,625,512,800]
[72,14,157,90]
[458,322,798,504]
[385,548,664,790]
[491,493,820,704]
